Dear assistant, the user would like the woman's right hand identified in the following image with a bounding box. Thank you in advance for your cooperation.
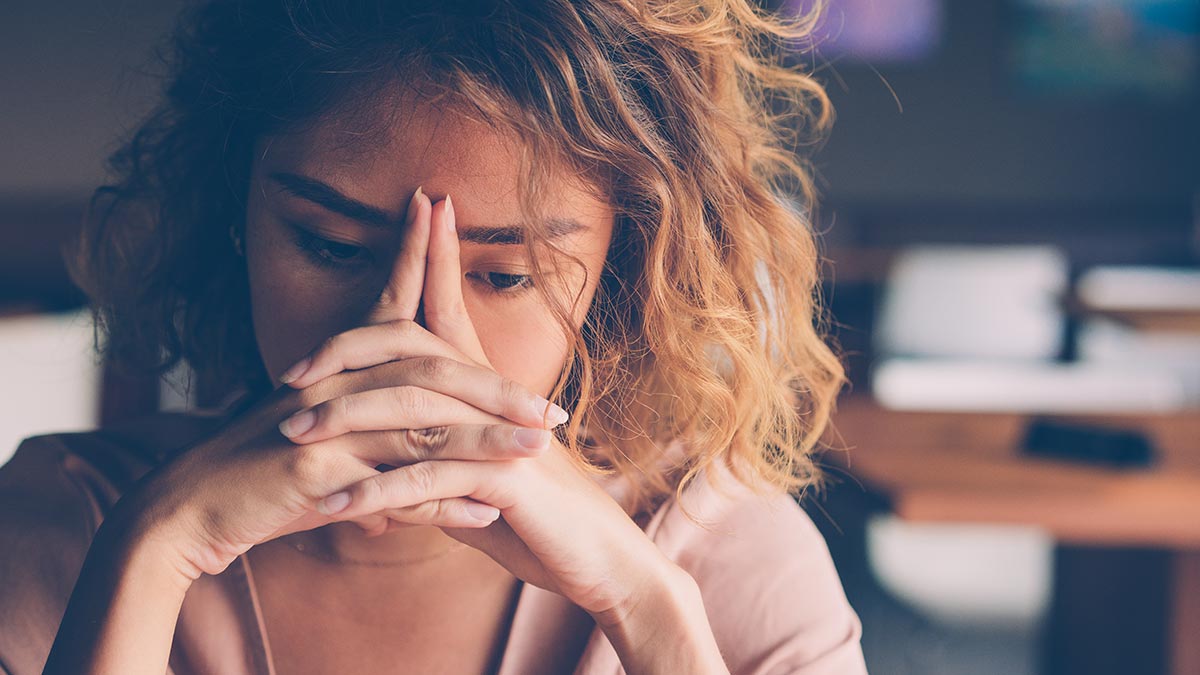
[119,330,563,582]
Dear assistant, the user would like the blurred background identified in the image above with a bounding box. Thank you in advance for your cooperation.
[1,1,1197,674]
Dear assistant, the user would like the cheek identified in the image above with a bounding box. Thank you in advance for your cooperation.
[245,221,365,380]
[468,257,603,399]
[471,302,571,400]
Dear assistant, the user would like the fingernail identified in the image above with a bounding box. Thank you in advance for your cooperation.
[279,409,316,438]
[465,502,500,523]
[444,194,456,232]
[531,398,569,427]
[550,405,569,426]
[407,185,424,223]
[279,357,311,384]
[514,427,551,450]
[318,491,351,515]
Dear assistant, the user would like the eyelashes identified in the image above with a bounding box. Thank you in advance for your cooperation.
[286,224,534,296]
[466,271,534,294]
[288,225,368,270]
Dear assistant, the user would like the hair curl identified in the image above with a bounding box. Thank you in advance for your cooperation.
[67,0,845,522]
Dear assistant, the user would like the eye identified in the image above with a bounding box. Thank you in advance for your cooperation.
[287,225,370,271]
[468,271,534,295]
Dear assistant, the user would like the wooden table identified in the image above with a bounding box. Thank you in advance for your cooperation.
[825,397,1200,675]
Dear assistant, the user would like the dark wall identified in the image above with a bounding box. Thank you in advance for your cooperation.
[799,0,1199,246]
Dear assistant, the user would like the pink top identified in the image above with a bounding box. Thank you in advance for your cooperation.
[0,411,866,674]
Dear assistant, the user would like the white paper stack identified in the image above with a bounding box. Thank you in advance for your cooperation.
[1077,266,1200,312]
[872,357,1192,413]
[870,248,1198,413]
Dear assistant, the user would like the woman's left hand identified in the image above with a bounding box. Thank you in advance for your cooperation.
[278,194,689,624]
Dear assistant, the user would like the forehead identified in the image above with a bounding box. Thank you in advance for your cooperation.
[252,94,609,225]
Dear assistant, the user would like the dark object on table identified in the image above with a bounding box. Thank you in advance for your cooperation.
[1020,418,1155,468]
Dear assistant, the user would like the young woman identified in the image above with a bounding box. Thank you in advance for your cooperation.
[0,1,866,673]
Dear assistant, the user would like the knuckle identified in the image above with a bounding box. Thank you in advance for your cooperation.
[439,499,467,523]
[390,385,426,417]
[405,426,449,459]
[499,376,526,407]
[285,444,328,484]
[423,304,449,323]
[196,500,230,538]
[404,462,438,500]
[396,319,421,338]
[356,475,387,510]
[486,424,513,450]
[413,499,445,523]
[429,304,469,326]
[412,355,454,384]
[332,395,358,429]
[377,429,415,462]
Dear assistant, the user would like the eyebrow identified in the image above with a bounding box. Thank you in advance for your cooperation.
[268,171,586,245]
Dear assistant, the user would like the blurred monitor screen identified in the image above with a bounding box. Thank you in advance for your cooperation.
[1010,0,1200,98]
[782,0,943,62]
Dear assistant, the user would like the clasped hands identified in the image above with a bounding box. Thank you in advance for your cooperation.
[271,188,685,624]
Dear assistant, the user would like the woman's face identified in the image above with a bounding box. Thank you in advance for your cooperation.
[242,98,615,399]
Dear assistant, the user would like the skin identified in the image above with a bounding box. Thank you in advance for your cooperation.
[243,96,615,566]
[237,97,625,671]
[42,94,731,674]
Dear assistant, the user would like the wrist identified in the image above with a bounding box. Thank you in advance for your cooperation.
[591,558,728,674]
[99,482,204,589]
[591,556,699,632]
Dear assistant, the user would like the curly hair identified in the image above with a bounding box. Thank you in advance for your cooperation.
[66,0,845,521]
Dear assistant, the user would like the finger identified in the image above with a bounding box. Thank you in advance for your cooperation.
[278,319,479,389]
[316,458,525,519]
[325,463,392,536]
[424,195,491,368]
[375,497,501,529]
[268,508,391,541]
[313,462,393,537]
[326,423,552,468]
[262,458,390,540]
[366,186,431,326]
[352,513,392,537]
[383,356,568,429]
[440,517,559,592]
[339,354,567,430]
[283,339,566,429]
[277,386,508,444]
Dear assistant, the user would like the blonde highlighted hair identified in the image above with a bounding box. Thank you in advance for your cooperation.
[67,0,844,522]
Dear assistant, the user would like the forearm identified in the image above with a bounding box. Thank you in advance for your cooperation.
[593,563,729,675]
[42,503,194,675]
